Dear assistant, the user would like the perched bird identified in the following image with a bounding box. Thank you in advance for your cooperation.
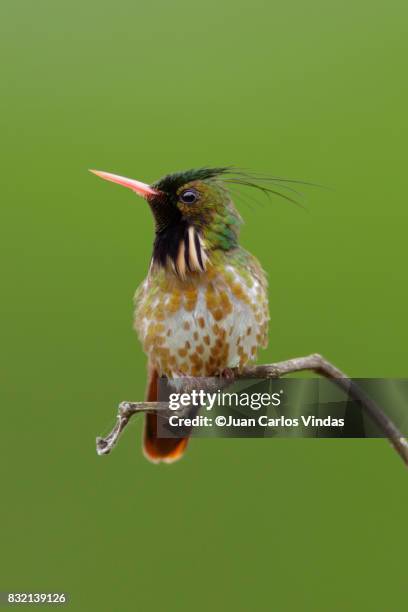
[91,167,269,463]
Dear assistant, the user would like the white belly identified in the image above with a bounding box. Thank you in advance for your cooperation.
[135,264,269,377]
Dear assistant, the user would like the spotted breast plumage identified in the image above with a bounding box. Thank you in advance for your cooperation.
[91,167,269,463]
[135,252,268,377]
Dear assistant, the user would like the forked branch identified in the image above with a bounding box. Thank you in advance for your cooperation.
[96,353,408,467]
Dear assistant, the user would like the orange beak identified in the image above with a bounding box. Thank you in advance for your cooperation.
[89,169,159,198]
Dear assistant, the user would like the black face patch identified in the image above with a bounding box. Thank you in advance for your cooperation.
[152,218,188,269]
[152,220,207,278]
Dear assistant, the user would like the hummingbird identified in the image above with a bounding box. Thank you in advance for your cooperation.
[91,167,269,463]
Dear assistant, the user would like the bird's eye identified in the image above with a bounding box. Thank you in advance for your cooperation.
[179,189,199,205]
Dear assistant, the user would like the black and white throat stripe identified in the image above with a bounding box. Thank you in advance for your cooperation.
[152,224,208,279]
[174,225,208,279]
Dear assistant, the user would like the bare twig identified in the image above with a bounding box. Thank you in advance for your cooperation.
[96,353,408,467]
[96,402,168,456]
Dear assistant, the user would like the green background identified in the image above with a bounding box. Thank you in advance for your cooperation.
[1,0,407,610]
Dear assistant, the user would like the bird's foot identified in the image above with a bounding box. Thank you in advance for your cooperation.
[219,367,236,381]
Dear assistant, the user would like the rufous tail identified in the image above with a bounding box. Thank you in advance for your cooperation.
[143,366,189,463]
